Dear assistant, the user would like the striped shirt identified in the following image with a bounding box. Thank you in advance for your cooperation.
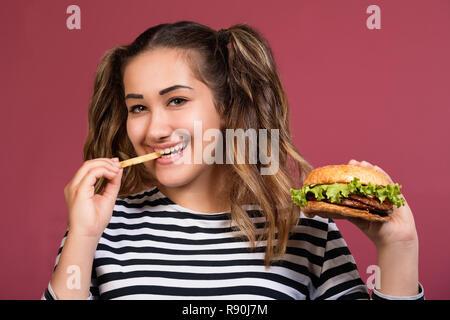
[42,186,424,300]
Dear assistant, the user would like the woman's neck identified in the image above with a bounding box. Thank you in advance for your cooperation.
[155,165,231,214]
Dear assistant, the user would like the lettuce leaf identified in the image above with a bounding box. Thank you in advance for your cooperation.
[290,177,406,208]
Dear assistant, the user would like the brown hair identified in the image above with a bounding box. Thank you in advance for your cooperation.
[83,21,313,267]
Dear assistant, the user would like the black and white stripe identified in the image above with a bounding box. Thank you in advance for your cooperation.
[42,186,424,300]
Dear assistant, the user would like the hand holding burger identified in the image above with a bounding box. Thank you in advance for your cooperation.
[291,159,420,297]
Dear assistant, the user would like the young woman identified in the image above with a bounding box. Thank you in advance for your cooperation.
[42,21,423,300]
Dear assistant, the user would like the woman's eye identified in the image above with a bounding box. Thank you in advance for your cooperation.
[128,99,186,113]
[129,105,146,113]
[168,97,187,107]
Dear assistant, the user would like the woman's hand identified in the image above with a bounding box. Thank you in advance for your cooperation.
[345,159,420,296]
[345,159,418,248]
[64,157,123,239]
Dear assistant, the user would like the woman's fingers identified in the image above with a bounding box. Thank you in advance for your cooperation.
[76,166,122,199]
[102,167,123,199]
[69,158,121,189]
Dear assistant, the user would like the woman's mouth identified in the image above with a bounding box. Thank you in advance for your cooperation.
[153,140,188,165]
[154,140,188,158]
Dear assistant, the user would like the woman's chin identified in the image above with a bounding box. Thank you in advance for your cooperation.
[154,168,194,188]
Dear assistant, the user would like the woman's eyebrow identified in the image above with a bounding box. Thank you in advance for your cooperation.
[159,85,193,95]
[125,85,193,100]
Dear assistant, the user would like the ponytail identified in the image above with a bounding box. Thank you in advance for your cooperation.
[223,24,313,266]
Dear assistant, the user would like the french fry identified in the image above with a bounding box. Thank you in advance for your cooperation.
[119,152,161,168]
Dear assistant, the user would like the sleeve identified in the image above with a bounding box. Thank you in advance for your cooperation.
[41,229,99,300]
[311,219,370,300]
[371,283,425,300]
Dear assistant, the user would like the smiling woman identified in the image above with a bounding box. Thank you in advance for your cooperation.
[80,21,314,267]
[42,21,423,301]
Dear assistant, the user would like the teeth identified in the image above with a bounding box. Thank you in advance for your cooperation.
[154,141,186,156]
[161,148,182,158]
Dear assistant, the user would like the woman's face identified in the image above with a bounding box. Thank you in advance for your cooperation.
[123,48,224,188]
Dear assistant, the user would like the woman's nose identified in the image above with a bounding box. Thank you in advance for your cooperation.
[146,109,173,141]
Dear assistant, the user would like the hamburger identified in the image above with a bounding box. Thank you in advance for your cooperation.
[290,165,406,222]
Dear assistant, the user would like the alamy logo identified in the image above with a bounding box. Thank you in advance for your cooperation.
[66,265,81,290]
[366,264,381,290]
[66,5,81,30]
[366,5,381,30]
[171,121,280,175]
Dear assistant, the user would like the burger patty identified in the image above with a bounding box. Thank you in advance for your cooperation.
[347,194,393,211]
[306,193,393,216]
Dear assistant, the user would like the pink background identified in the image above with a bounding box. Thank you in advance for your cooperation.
[1,0,449,299]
